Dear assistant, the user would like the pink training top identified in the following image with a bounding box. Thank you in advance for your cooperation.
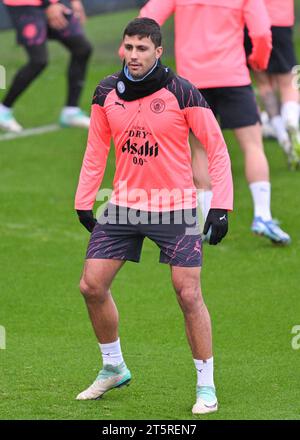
[264,0,295,27]
[75,73,233,212]
[3,0,59,6]
[140,0,272,88]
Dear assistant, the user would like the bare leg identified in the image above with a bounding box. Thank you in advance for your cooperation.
[173,264,218,414]
[171,266,212,360]
[253,71,291,152]
[254,71,299,167]
[79,259,125,343]
[76,259,131,400]
[275,73,300,169]
[253,71,281,118]
[276,72,299,103]
[234,123,270,183]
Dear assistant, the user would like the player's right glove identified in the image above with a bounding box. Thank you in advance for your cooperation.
[203,208,228,245]
[76,210,97,232]
[247,35,272,71]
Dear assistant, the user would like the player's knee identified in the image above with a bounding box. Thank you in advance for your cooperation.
[26,44,48,74]
[29,58,48,74]
[259,84,272,96]
[79,281,102,301]
[79,278,106,302]
[82,40,93,59]
[72,39,93,61]
[176,286,203,312]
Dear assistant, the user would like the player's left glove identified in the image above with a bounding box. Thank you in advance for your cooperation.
[76,209,97,232]
[203,208,228,245]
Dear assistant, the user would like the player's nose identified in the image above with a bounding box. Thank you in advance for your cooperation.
[131,48,138,59]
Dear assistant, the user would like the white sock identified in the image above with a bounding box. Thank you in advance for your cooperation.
[270,115,289,145]
[249,181,272,221]
[194,357,214,388]
[61,106,80,116]
[197,190,213,221]
[281,101,300,130]
[0,103,11,113]
[99,338,124,366]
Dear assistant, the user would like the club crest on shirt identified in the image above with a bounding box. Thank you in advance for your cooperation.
[117,81,125,94]
[150,98,165,114]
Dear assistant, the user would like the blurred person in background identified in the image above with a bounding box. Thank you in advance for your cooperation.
[134,0,291,245]
[245,0,300,170]
[0,0,92,132]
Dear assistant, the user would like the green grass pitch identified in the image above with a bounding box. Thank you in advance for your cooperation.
[0,9,300,420]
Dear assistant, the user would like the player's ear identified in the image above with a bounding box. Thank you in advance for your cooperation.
[156,46,163,59]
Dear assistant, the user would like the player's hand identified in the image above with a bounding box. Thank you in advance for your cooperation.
[45,3,72,30]
[248,54,264,72]
[71,0,87,24]
[247,35,271,71]
[203,208,228,245]
[76,210,97,232]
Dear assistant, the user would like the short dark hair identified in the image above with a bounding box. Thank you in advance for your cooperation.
[123,18,162,48]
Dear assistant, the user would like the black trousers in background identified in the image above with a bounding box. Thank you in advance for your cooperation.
[3,35,92,108]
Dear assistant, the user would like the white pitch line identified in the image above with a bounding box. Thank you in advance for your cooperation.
[0,124,61,141]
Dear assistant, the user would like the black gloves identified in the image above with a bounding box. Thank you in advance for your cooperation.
[203,208,228,245]
[76,210,97,232]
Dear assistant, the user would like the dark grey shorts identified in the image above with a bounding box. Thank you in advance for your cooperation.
[199,85,260,129]
[245,26,297,74]
[86,204,202,267]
